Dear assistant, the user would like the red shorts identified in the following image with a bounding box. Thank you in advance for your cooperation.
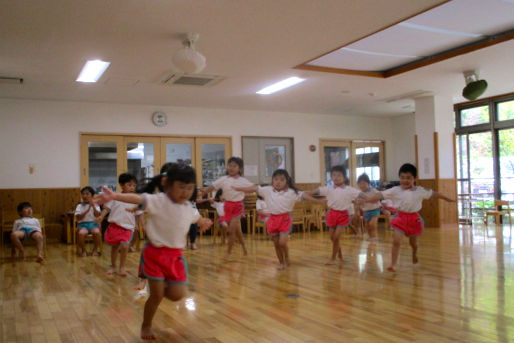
[139,243,187,284]
[326,209,350,228]
[390,212,424,237]
[224,201,244,223]
[104,223,133,245]
[266,213,292,236]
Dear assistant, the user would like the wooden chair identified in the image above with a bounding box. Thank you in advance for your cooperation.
[72,216,103,253]
[485,200,512,226]
[252,210,267,235]
[378,214,390,230]
[305,204,323,231]
[291,209,306,233]
[1,210,47,256]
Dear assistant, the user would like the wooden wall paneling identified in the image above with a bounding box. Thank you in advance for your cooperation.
[437,179,458,224]
[0,188,80,242]
[417,179,439,228]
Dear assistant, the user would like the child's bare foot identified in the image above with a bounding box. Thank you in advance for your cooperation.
[412,255,418,264]
[118,268,128,277]
[91,250,100,257]
[129,246,136,253]
[135,280,147,290]
[277,264,286,270]
[81,251,87,257]
[21,251,27,261]
[141,326,156,341]
[106,267,115,275]
[325,259,337,266]
[36,256,44,263]
[190,243,198,250]
[387,266,396,272]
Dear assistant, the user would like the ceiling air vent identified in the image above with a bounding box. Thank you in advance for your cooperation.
[162,73,224,87]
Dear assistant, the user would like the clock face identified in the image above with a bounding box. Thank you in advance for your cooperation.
[152,112,167,127]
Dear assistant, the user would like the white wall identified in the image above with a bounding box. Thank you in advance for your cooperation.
[415,97,436,179]
[434,95,455,179]
[388,113,416,179]
[0,98,403,188]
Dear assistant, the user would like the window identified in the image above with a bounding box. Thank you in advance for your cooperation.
[460,105,489,126]
[497,100,514,121]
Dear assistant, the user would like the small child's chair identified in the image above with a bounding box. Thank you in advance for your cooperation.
[485,200,512,226]
[72,216,102,253]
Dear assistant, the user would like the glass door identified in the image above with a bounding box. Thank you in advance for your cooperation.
[195,138,231,187]
[468,131,494,220]
[499,128,514,202]
[124,137,160,183]
[351,141,384,188]
[161,138,195,168]
[80,135,124,192]
[319,140,351,186]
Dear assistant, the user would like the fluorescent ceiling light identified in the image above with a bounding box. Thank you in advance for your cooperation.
[256,77,305,94]
[398,22,483,38]
[341,47,419,58]
[76,60,111,83]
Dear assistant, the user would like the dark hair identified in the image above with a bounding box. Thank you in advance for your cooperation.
[17,201,32,214]
[272,169,298,194]
[357,173,370,184]
[227,156,244,175]
[119,173,137,185]
[80,186,95,195]
[214,189,223,202]
[330,165,347,180]
[398,163,417,178]
[138,162,178,194]
[165,163,197,186]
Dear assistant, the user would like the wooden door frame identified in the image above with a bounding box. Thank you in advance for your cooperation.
[195,137,232,187]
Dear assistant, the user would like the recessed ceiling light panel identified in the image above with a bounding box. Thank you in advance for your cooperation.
[76,60,111,83]
[256,77,306,95]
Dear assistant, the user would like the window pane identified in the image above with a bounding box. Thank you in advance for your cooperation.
[469,132,494,197]
[324,146,349,185]
[265,145,286,176]
[497,100,514,121]
[165,143,192,166]
[456,135,468,179]
[127,142,155,182]
[499,128,514,202]
[355,146,380,187]
[88,141,117,192]
[201,144,225,187]
[460,106,489,126]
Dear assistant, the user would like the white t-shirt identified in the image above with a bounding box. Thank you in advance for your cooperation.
[212,175,253,202]
[141,193,201,248]
[13,217,41,232]
[104,199,143,231]
[75,203,101,223]
[257,186,304,214]
[211,201,225,217]
[381,186,433,213]
[317,185,360,211]
[360,188,381,211]
[256,199,269,214]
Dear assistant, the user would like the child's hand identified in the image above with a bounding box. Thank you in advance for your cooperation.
[94,216,103,223]
[197,217,213,232]
[94,186,115,205]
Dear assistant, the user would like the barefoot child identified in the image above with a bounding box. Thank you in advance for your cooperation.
[202,157,253,259]
[95,163,212,340]
[308,166,361,265]
[96,173,143,276]
[75,186,102,256]
[359,163,454,271]
[11,202,45,263]
[357,174,381,242]
[235,169,322,270]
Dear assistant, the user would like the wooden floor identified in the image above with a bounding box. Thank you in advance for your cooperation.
[1,224,513,343]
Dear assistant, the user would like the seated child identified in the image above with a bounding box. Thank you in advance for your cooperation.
[75,186,102,256]
[10,202,44,263]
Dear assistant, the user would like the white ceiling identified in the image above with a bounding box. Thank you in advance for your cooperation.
[0,0,513,117]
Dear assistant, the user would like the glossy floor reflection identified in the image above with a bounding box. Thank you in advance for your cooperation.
[1,224,513,342]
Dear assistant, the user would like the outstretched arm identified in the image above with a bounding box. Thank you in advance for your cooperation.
[95,186,143,205]
[355,192,382,205]
[431,191,455,202]
[196,217,213,233]
[232,185,258,193]
[302,192,326,205]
